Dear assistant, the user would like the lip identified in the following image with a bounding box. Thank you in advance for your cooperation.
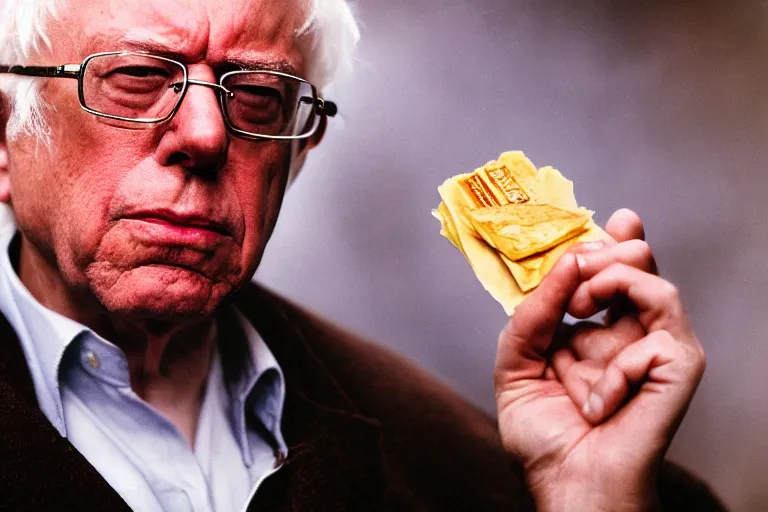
[122,209,231,237]
[119,209,233,248]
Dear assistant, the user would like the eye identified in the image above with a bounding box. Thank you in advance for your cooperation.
[100,65,174,95]
[226,85,284,129]
[109,65,171,79]
[230,84,283,105]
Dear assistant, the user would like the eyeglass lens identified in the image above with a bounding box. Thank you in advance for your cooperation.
[82,53,185,121]
[221,72,317,138]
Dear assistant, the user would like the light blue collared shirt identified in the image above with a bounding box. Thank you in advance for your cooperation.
[0,228,287,512]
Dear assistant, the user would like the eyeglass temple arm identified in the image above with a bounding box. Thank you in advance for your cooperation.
[301,96,337,117]
[321,100,338,117]
[0,64,80,79]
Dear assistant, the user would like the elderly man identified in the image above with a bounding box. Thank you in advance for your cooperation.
[0,0,725,510]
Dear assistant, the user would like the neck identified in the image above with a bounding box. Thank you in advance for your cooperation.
[121,322,216,446]
[16,233,215,446]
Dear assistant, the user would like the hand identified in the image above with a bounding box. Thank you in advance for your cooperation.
[494,209,706,512]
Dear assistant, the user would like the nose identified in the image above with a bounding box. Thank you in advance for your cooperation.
[155,76,229,176]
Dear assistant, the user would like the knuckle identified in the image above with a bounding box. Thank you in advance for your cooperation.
[493,368,506,393]
[605,363,627,384]
[498,320,514,344]
[605,261,628,277]
[633,240,653,264]
[655,330,706,375]
[681,345,706,377]
[648,328,676,350]
[624,238,650,255]
[693,342,707,375]
[657,280,680,303]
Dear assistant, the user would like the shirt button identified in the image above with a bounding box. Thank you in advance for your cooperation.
[85,351,100,369]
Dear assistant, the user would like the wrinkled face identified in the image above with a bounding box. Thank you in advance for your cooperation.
[4,0,318,323]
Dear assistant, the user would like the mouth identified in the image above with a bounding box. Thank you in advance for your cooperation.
[122,210,231,237]
[118,209,234,249]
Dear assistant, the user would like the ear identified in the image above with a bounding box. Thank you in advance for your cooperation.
[306,113,327,151]
[296,114,328,155]
[0,92,10,204]
[286,115,328,184]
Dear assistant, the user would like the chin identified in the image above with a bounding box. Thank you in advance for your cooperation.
[88,265,234,322]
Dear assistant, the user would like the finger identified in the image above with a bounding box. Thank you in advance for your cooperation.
[569,317,645,364]
[567,263,694,341]
[574,239,658,280]
[552,348,603,409]
[551,347,577,379]
[565,321,603,360]
[543,366,558,380]
[567,240,614,257]
[581,363,630,425]
[496,253,581,382]
[568,238,658,332]
[605,208,645,242]
[559,319,644,411]
[581,330,705,427]
[603,209,659,275]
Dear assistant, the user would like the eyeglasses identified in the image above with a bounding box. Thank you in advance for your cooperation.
[0,51,337,140]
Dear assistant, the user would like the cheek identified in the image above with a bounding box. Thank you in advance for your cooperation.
[11,135,163,302]
[230,141,292,276]
[56,152,147,283]
[7,134,133,283]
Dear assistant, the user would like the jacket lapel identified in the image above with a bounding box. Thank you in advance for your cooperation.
[232,286,388,510]
[0,315,131,511]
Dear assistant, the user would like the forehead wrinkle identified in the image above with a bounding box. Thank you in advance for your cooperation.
[207,0,309,73]
[212,0,308,39]
[77,2,210,60]
[57,0,309,74]
[85,29,209,61]
[123,28,208,58]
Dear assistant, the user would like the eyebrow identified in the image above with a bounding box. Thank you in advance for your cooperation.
[119,39,191,62]
[223,57,298,76]
[86,33,190,61]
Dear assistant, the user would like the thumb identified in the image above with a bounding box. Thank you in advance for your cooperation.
[496,252,583,381]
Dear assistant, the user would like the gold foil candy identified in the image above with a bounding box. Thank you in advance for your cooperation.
[433,151,611,314]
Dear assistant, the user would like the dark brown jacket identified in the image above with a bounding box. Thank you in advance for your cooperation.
[0,283,726,511]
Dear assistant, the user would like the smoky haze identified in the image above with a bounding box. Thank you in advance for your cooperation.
[257,1,768,509]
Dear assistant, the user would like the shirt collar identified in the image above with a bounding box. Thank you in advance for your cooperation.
[226,307,287,464]
[0,229,88,435]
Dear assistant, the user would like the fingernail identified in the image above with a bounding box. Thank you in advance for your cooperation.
[582,392,604,421]
[575,242,604,269]
[580,241,605,252]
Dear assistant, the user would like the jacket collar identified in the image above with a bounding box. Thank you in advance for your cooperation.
[228,285,387,509]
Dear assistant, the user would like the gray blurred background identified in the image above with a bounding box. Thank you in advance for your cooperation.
[257,1,768,509]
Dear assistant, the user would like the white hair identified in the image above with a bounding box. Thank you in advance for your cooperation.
[0,0,360,140]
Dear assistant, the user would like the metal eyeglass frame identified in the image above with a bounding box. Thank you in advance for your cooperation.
[0,51,338,140]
